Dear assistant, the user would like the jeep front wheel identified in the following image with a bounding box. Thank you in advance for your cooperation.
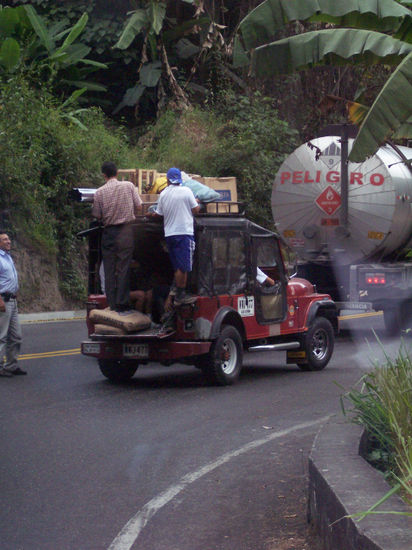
[203,326,243,385]
[98,359,138,382]
[298,317,334,371]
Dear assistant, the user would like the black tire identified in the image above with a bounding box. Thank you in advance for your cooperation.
[202,325,243,385]
[383,307,402,337]
[98,359,138,382]
[383,302,412,336]
[298,317,334,371]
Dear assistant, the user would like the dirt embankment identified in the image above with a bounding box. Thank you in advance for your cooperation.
[12,242,84,313]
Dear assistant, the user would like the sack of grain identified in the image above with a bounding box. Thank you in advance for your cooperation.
[89,309,151,332]
[94,324,127,335]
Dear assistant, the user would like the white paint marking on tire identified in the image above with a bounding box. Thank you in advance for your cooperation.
[108,416,330,550]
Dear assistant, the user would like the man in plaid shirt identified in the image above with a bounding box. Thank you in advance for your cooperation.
[92,162,142,313]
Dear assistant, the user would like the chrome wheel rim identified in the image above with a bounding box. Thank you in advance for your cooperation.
[311,329,328,361]
[220,338,237,375]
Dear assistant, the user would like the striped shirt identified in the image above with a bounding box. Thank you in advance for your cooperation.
[92,178,142,227]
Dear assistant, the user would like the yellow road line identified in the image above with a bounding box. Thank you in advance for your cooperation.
[338,311,383,321]
[19,348,81,361]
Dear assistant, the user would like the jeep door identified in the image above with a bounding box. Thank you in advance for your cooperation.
[251,235,287,325]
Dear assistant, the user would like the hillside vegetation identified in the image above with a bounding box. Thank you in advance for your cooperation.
[1,75,297,311]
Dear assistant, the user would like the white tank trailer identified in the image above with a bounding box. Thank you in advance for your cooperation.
[272,125,412,334]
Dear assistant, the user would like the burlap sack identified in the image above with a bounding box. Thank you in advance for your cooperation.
[89,309,151,332]
[94,324,127,335]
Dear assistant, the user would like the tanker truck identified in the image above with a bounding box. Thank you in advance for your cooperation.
[272,124,412,335]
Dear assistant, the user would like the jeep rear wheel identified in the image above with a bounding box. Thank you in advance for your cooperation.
[298,317,334,371]
[98,359,138,382]
[202,326,243,385]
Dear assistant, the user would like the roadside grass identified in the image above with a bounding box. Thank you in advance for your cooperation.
[340,338,412,517]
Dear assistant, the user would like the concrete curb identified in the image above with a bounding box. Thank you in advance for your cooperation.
[308,417,412,550]
[19,310,86,324]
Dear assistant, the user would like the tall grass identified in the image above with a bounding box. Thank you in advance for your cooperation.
[341,341,412,514]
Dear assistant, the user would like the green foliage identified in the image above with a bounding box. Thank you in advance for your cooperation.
[0,75,131,301]
[137,92,298,227]
[341,341,412,508]
[234,0,412,160]
[0,4,107,97]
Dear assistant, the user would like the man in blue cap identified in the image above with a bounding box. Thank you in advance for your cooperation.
[151,167,200,305]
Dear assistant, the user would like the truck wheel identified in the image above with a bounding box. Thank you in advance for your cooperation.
[298,317,334,371]
[98,359,138,382]
[383,307,402,336]
[203,325,243,385]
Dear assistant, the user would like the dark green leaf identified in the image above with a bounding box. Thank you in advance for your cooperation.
[349,51,412,161]
[140,61,162,87]
[59,12,88,51]
[176,38,199,59]
[114,10,148,50]
[0,6,20,37]
[236,0,412,53]
[23,5,54,54]
[113,84,145,113]
[0,37,20,71]
[251,29,412,77]
[148,1,166,36]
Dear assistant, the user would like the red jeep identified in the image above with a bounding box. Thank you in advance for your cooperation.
[80,207,338,385]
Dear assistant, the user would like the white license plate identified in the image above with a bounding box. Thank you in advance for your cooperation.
[83,343,101,355]
[123,343,149,358]
[345,302,369,310]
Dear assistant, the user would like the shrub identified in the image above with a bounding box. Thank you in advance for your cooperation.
[342,342,412,508]
[0,75,131,301]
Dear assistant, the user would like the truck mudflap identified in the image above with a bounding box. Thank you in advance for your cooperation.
[82,338,212,362]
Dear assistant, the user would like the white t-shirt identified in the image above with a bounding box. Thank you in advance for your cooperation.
[156,185,198,237]
[256,267,267,284]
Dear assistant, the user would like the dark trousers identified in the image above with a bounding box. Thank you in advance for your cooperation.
[101,224,134,311]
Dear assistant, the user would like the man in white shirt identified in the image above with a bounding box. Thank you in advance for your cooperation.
[151,167,200,305]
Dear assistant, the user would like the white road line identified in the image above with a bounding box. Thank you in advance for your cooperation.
[108,415,331,550]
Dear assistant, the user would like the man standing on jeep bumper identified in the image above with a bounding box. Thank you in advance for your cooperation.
[0,231,25,377]
[151,167,200,305]
[92,162,142,313]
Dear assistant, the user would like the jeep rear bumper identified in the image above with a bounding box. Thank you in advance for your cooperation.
[81,339,211,362]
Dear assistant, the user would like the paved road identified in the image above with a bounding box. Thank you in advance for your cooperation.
[0,315,407,550]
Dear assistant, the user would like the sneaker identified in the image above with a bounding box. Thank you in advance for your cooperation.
[174,291,197,306]
[0,368,13,377]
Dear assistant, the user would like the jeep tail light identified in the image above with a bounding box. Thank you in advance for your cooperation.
[365,273,386,285]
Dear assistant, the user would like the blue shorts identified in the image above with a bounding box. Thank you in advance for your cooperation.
[165,235,195,273]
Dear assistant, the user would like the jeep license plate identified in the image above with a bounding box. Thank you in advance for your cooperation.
[123,343,149,358]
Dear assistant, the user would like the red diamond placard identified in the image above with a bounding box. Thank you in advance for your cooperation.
[315,186,341,215]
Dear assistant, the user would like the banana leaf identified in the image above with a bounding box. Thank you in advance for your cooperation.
[0,37,20,71]
[236,0,412,54]
[23,5,53,54]
[147,1,166,36]
[349,51,412,161]
[251,29,412,77]
[115,9,149,50]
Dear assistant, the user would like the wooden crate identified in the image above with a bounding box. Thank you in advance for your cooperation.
[117,169,137,186]
[138,169,157,194]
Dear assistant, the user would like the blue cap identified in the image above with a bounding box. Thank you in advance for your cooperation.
[167,167,182,185]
